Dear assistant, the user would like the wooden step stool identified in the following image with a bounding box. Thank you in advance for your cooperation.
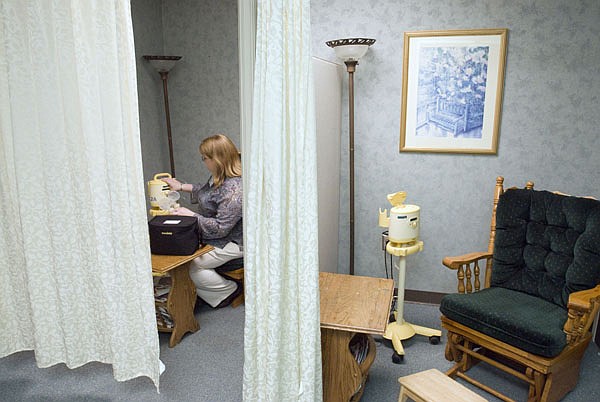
[398,369,487,402]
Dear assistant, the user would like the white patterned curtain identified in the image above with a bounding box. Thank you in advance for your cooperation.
[242,0,322,400]
[0,0,160,388]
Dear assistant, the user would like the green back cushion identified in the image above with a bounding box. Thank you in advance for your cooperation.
[491,189,600,307]
[441,189,600,357]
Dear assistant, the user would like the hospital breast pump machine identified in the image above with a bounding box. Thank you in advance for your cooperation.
[378,191,421,256]
[378,191,441,363]
[147,173,181,216]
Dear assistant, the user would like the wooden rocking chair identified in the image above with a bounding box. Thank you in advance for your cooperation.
[440,176,600,402]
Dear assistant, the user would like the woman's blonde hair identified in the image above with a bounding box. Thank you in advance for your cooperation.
[199,134,241,187]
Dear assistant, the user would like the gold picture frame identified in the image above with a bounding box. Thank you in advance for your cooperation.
[399,29,508,154]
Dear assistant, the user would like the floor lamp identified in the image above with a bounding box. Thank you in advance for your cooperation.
[143,55,182,177]
[326,38,375,276]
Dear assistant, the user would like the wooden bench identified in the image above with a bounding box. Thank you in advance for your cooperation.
[426,98,483,135]
[215,258,245,308]
[398,369,487,402]
[224,267,245,308]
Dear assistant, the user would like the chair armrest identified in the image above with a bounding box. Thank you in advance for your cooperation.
[443,252,493,269]
[564,284,600,345]
[442,251,493,294]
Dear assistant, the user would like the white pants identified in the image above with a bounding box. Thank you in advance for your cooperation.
[189,242,243,307]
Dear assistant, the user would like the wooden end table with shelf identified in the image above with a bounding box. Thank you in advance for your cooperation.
[320,272,394,402]
[151,245,214,347]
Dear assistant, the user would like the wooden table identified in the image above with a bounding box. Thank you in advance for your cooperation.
[152,245,213,347]
[320,272,394,402]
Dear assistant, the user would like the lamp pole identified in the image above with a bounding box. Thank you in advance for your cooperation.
[346,60,357,276]
[159,71,176,177]
[326,38,375,275]
[143,55,182,178]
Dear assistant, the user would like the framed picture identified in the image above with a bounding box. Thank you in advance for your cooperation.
[399,29,508,154]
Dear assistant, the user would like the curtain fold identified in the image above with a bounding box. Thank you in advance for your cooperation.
[0,0,160,388]
[243,0,322,400]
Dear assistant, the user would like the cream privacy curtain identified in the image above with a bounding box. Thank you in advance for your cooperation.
[0,0,160,388]
[243,0,322,400]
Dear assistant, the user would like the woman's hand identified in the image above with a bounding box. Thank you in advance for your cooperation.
[171,207,195,217]
[161,177,182,191]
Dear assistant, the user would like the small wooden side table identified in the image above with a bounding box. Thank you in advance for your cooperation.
[152,245,213,347]
[320,272,394,402]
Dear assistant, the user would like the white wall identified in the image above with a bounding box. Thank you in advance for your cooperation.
[313,57,343,273]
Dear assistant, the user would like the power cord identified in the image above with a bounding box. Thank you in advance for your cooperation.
[382,230,393,281]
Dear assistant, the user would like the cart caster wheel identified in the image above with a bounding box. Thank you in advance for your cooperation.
[392,352,404,364]
[429,335,440,345]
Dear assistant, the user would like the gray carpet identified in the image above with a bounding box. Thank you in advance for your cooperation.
[0,302,598,401]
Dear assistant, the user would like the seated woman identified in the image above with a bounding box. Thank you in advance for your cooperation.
[162,134,243,308]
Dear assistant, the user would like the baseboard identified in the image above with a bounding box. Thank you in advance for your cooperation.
[396,288,447,305]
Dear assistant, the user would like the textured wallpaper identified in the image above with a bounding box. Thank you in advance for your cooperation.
[161,0,240,197]
[133,0,600,293]
[133,0,239,210]
[131,0,170,208]
[311,0,600,291]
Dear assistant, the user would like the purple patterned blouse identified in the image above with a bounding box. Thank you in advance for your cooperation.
[190,176,243,249]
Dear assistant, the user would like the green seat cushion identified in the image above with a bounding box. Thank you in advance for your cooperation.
[440,287,567,357]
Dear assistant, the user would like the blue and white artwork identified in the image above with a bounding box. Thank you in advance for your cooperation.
[415,46,489,139]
